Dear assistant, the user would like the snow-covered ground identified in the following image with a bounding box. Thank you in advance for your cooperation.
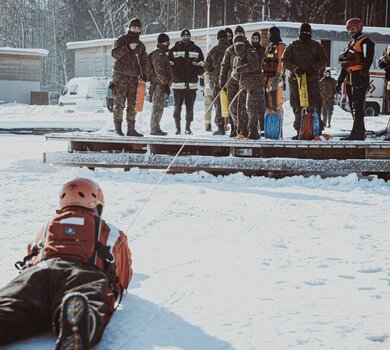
[0,101,390,349]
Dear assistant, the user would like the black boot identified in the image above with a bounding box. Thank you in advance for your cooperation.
[175,119,181,135]
[229,123,237,138]
[205,123,212,132]
[292,130,300,140]
[247,126,260,140]
[114,121,124,136]
[55,292,91,350]
[341,130,365,141]
[185,121,192,135]
[151,129,168,136]
[127,121,143,137]
[213,125,226,136]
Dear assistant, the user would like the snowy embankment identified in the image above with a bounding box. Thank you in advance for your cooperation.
[0,103,389,349]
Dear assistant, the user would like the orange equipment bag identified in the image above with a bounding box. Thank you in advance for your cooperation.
[135,79,146,112]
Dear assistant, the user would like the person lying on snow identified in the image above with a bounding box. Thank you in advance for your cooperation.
[0,178,132,350]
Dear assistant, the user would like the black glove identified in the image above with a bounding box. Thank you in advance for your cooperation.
[142,74,147,82]
[336,81,342,94]
[220,79,227,89]
[163,85,170,96]
[294,66,306,76]
[106,98,114,113]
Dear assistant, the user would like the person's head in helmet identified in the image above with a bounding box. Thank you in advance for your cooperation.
[59,178,104,216]
[346,18,363,39]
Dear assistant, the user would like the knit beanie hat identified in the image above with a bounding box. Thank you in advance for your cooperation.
[129,18,141,28]
[217,30,227,39]
[233,36,245,44]
[299,23,312,35]
[234,25,245,35]
[225,27,233,36]
[157,33,170,44]
[181,28,191,37]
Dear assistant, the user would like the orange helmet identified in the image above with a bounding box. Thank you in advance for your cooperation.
[346,18,363,32]
[59,178,104,215]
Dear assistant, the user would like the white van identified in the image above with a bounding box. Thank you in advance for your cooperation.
[339,69,386,116]
[59,77,108,111]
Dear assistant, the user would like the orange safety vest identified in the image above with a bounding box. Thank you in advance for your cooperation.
[262,43,282,78]
[341,35,367,72]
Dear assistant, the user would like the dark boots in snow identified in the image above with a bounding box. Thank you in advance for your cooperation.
[229,123,237,138]
[185,121,192,135]
[247,127,260,140]
[341,129,365,141]
[114,121,124,136]
[127,121,143,137]
[213,125,226,136]
[175,119,181,135]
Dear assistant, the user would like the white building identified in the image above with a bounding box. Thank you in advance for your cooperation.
[66,21,390,79]
[0,47,48,104]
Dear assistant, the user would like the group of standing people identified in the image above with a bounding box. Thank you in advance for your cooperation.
[110,17,376,141]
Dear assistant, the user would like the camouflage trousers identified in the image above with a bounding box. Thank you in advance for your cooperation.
[150,84,167,132]
[321,98,334,125]
[230,88,261,133]
[227,81,244,127]
[111,73,139,124]
[289,77,322,131]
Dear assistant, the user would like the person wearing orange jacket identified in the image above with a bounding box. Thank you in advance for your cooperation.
[0,178,132,350]
[337,18,375,140]
[262,26,286,123]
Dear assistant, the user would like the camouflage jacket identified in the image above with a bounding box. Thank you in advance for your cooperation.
[232,44,263,90]
[204,38,230,87]
[282,39,328,81]
[147,47,173,86]
[111,32,147,79]
[219,45,236,87]
[319,76,337,99]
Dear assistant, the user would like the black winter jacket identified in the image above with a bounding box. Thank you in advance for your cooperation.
[169,40,205,90]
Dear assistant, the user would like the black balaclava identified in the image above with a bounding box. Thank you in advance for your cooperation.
[157,33,170,52]
[233,35,246,55]
[299,23,312,42]
[251,32,261,49]
[269,26,282,44]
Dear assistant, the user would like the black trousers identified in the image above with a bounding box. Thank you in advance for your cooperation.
[346,73,368,132]
[173,90,197,123]
[0,258,110,346]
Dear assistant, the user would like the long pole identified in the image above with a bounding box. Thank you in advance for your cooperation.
[88,10,103,39]
[206,0,210,54]
[386,0,389,27]
[192,0,195,29]
[224,0,226,25]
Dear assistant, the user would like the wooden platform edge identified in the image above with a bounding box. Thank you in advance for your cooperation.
[43,151,390,173]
